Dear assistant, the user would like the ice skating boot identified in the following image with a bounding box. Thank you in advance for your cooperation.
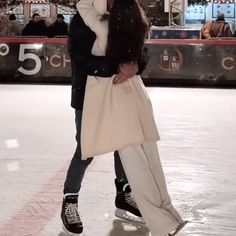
[115,178,144,224]
[61,194,83,235]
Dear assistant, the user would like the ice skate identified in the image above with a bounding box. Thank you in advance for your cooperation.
[61,194,83,235]
[114,179,145,224]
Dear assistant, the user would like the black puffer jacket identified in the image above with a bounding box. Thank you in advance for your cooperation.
[22,20,46,36]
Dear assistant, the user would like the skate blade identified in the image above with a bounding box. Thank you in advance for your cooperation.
[168,220,188,236]
[115,208,145,224]
[62,225,82,235]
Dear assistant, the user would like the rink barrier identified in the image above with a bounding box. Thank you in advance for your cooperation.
[0,37,236,84]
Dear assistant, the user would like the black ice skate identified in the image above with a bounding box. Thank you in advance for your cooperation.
[115,178,144,224]
[61,194,83,235]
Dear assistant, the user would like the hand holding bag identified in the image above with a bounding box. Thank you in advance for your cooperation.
[81,75,160,159]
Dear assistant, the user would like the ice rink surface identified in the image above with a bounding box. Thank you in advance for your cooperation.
[0,84,236,236]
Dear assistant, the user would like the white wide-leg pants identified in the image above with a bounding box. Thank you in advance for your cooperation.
[118,141,184,236]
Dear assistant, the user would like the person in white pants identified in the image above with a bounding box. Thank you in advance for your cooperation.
[77,0,187,235]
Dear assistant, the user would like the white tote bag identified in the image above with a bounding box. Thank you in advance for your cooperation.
[81,75,160,159]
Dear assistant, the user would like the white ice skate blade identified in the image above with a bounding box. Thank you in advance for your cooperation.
[168,220,188,236]
[62,225,82,235]
[115,208,145,224]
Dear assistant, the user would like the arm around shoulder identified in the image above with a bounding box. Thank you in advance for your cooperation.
[76,0,102,32]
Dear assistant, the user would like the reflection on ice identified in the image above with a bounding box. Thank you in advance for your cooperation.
[7,161,20,172]
[5,139,19,149]
[108,219,150,236]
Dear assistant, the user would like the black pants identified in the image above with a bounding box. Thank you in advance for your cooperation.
[63,110,128,194]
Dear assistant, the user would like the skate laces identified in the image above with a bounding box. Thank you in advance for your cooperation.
[122,183,138,209]
[65,203,81,224]
[124,193,138,209]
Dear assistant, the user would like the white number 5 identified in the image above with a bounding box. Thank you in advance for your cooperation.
[18,44,42,75]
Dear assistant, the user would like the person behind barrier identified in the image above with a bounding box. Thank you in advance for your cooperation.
[0,13,10,37]
[202,21,212,39]
[60,0,143,234]
[8,14,21,36]
[44,17,54,38]
[51,14,68,37]
[22,13,46,36]
[209,13,233,38]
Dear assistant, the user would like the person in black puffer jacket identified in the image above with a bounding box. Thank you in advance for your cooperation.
[61,3,145,234]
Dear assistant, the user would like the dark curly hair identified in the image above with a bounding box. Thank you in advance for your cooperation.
[105,0,149,64]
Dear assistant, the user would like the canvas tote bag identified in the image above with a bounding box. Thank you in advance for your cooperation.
[80,75,160,159]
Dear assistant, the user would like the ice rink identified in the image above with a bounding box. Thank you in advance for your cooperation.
[0,84,236,236]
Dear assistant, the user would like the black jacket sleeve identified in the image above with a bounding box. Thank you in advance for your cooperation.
[68,12,118,78]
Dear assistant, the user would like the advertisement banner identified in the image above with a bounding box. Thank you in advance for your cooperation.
[142,40,236,81]
[0,38,71,82]
[0,38,236,84]
[0,42,44,80]
[42,43,71,79]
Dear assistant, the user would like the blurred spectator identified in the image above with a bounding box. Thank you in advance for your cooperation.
[209,13,233,37]
[0,13,10,36]
[8,14,21,36]
[202,21,212,39]
[44,17,54,37]
[22,13,46,36]
[51,14,68,37]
